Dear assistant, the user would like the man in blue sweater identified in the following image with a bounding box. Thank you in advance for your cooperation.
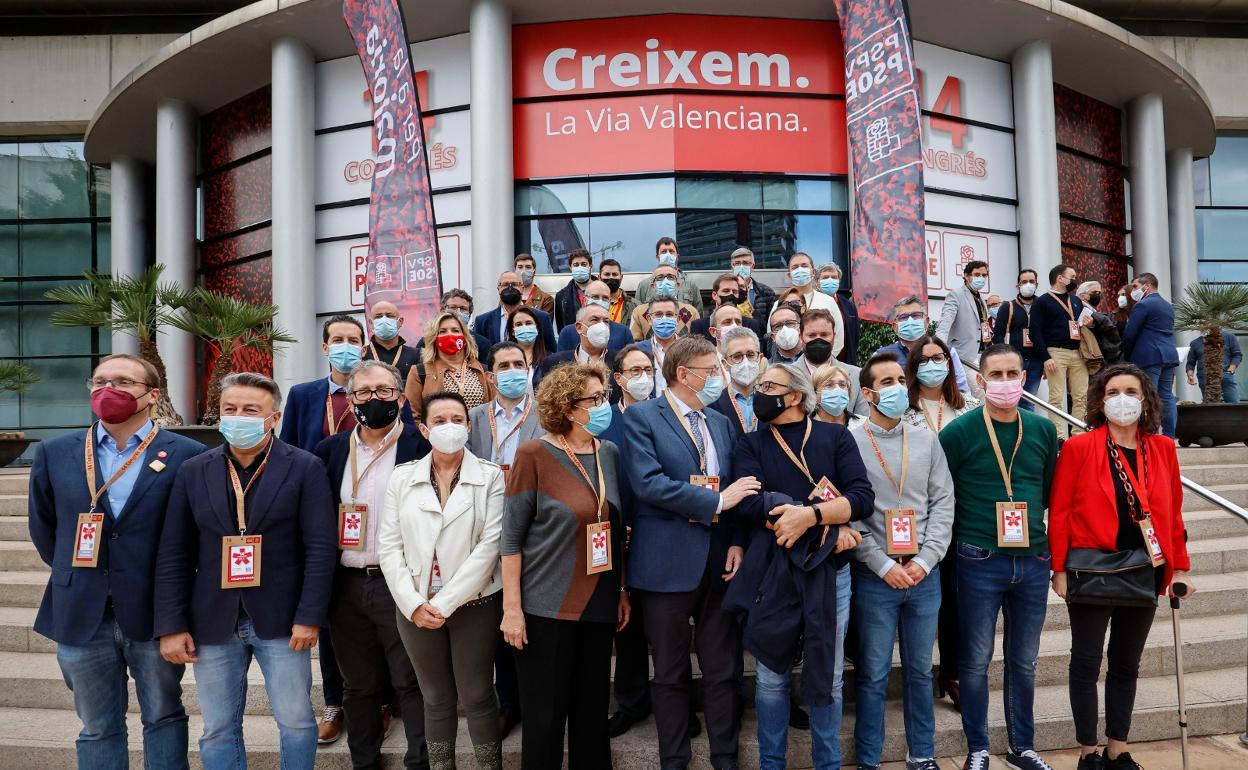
[1186,330,1242,403]
[1027,264,1091,440]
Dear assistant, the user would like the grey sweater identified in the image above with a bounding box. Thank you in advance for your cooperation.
[849,420,955,577]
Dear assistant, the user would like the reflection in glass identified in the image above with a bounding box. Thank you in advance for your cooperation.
[589,178,674,211]
[20,223,93,276]
[19,357,94,429]
[1192,157,1211,208]
[0,225,16,276]
[21,304,91,356]
[515,182,589,217]
[516,216,589,273]
[0,149,17,220]
[587,213,676,272]
[18,142,90,219]
[1209,135,1248,207]
[1196,209,1248,263]
[1196,261,1248,284]
[676,177,763,210]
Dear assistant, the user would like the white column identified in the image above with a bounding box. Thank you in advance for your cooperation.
[1167,147,1200,402]
[1127,94,1171,293]
[1011,40,1061,273]
[108,156,146,356]
[271,37,319,399]
[155,99,198,422]
[470,0,514,310]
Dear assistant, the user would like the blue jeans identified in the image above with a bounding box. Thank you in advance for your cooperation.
[755,563,850,770]
[1141,363,1178,437]
[1021,356,1045,412]
[852,564,942,766]
[56,610,188,770]
[1197,372,1240,403]
[194,615,317,770]
[956,542,1051,754]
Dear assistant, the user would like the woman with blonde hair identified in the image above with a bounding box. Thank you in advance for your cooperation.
[812,363,864,430]
[406,310,496,420]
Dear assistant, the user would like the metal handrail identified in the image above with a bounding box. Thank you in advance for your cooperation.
[959,359,1248,525]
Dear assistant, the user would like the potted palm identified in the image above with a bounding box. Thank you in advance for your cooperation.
[45,266,185,426]
[0,361,39,466]
[1173,282,1248,447]
[164,288,295,445]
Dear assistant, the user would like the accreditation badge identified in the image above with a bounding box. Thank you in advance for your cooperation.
[338,503,367,550]
[1022,327,1033,347]
[980,320,993,344]
[1139,516,1167,567]
[996,502,1030,548]
[886,509,919,556]
[812,476,840,503]
[221,535,262,588]
[691,475,722,522]
[73,512,105,568]
[1068,320,1082,340]
[586,521,612,575]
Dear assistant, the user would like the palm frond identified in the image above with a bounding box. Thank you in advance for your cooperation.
[0,361,39,394]
[1174,282,1248,334]
[43,265,182,343]
[166,288,297,354]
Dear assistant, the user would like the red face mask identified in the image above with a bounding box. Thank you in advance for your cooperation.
[435,334,467,356]
[90,386,144,424]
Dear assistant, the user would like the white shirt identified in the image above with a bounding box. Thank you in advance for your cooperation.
[670,392,724,515]
[490,396,528,466]
[651,336,674,394]
[768,288,845,356]
[575,345,605,364]
[338,421,402,568]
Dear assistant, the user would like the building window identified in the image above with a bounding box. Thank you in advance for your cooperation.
[0,140,111,455]
[1194,132,1248,286]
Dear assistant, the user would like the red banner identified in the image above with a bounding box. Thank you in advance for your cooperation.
[833,1,926,322]
[342,0,442,335]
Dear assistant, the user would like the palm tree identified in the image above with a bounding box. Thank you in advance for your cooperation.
[1174,282,1248,404]
[44,265,186,426]
[166,288,296,424]
[0,361,38,394]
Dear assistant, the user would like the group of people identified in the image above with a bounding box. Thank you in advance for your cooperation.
[29,237,1196,770]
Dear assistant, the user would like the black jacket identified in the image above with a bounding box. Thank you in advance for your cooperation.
[312,423,432,507]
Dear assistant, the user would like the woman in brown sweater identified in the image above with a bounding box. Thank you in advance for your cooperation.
[405,310,496,420]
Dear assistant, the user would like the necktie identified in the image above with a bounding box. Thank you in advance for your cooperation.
[686,410,707,465]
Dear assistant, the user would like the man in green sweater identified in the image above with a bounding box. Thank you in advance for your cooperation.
[938,343,1058,770]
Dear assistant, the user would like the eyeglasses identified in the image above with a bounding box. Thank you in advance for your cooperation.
[724,351,761,365]
[917,354,948,365]
[498,281,522,290]
[573,393,609,408]
[587,295,611,303]
[621,366,654,377]
[756,380,793,395]
[894,312,925,322]
[86,377,149,391]
[649,312,677,320]
[349,387,400,401]
[770,319,800,332]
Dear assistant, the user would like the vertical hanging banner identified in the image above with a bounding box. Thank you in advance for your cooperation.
[342,0,442,333]
[833,0,926,321]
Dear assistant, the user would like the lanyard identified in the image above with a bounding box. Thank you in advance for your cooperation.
[1048,291,1076,320]
[769,418,815,484]
[444,361,471,393]
[665,390,708,474]
[557,435,605,523]
[1109,435,1151,519]
[226,439,273,534]
[369,342,403,366]
[864,422,909,507]
[348,425,401,503]
[983,407,1024,501]
[489,398,532,459]
[921,398,945,433]
[325,391,352,434]
[83,423,160,513]
[729,391,755,433]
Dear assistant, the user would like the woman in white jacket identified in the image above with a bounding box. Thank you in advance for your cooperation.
[379,391,506,770]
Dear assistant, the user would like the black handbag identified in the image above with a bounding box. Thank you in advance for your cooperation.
[1065,547,1158,607]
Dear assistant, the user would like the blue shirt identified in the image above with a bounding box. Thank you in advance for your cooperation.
[94,420,155,518]
[734,389,756,429]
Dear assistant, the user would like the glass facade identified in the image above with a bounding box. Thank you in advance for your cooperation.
[0,141,111,455]
[515,174,850,281]
[1193,132,1248,285]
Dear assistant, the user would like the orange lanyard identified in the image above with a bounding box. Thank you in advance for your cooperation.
[983,408,1024,502]
[557,436,605,523]
[864,422,910,507]
[325,391,352,434]
[769,418,815,484]
[83,423,160,512]
[921,398,945,433]
[348,426,400,502]
[369,343,403,366]
[488,398,532,459]
[1048,291,1076,320]
[729,391,755,433]
[225,439,273,534]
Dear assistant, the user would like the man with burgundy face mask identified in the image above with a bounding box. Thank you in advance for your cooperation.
[937,345,1058,770]
[29,353,206,770]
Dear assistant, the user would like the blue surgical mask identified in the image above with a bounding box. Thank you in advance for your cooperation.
[970,276,987,292]
[495,369,529,399]
[896,317,926,341]
[372,316,399,341]
[872,383,909,420]
[819,278,840,295]
[582,401,613,437]
[328,343,362,373]
[219,415,270,450]
[652,317,678,339]
[917,360,949,387]
[654,278,677,299]
[819,387,849,416]
[988,305,1000,319]
[695,373,725,406]
[456,311,472,326]
[790,267,813,287]
[733,264,752,281]
[513,325,539,344]
[571,265,591,284]
[658,253,678,267]
[588,298,610,310]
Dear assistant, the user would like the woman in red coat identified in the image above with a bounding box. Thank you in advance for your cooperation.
[1049,362,1193,770]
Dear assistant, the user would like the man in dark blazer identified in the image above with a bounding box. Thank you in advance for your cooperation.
[729,246,777,320]
[624,337,762,770]
[155,371,337,770]
[29,353,205,769]
[314,360,432,770]
[361,299,422,384]
[1124,272,1181,437]
[556,279,633,353]
[472,269,557,351]
[834,291,861,366]
[535,303,618,394]
[553,248,597,330]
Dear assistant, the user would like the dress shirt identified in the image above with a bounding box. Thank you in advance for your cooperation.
[94,419,154,518]
[575,345,605,365]
[490,396,529,466]
[669,392,721,477]
[338,421,402,568]
[651,337,674,394]
[733,389,756,429]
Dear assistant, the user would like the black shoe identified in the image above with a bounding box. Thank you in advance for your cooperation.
[687,713,702,739]
[1105,752,1141,770]
[1077,751,1106,770]
[788,703,810,730]
[608,711,642,738]
[497,708,521,740]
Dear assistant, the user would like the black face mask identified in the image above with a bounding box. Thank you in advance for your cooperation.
[603,278,622,293]
[352,398,400,430]
[718,292,742,306]
[500,287,522,306]
[1087,292,1102,307]
[752,391,789,423]
[804,338,833,365]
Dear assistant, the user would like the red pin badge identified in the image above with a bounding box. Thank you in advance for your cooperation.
[157,450,168,458]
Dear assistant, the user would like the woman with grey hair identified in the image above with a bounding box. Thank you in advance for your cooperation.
[724,362,875,770]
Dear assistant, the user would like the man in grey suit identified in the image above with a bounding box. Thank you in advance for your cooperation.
[937,260,991,398]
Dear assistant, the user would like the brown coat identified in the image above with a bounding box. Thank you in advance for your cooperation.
[404,356,496,421]
[522,285,555,315]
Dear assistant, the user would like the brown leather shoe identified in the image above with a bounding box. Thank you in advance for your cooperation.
[318,705,345,744]
[381,704,395,739]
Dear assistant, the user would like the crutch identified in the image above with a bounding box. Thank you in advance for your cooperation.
[1169,581,1190,770]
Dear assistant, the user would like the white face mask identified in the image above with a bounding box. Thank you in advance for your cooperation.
[624,373,654,401]
[1130,287,1146,303]
[1104,393,1143,427]
[427,423,469,454]
[1018,282,1037,299]
[1118,295,1129,309]
[729,358,760,387]
[774,326,800,351]
[585,321,611,349]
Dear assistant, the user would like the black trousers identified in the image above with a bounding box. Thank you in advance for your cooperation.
[320,629,344,706]
[640,576,742,770]
[937,549,960,680]
[1067,601,1155,746]
[329,568,429,770]
[612,595,651,718]
[514,614,614,770]
[494,631,521,716]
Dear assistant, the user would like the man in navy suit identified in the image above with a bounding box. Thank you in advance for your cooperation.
[155,372,337,770]
[28,353,206,770]
[555,279,633,353]
[314,361,432,770]
[1124,272,1181,437]
[624,336,762,770]
[553,248,597,330]
[473,269,556,351]
[689,274,768,356]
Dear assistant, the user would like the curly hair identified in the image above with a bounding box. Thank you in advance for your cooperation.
[904,335,965,410]
[1085,362,1162,435]
[421,310,478,364]
[535,362,609,435]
